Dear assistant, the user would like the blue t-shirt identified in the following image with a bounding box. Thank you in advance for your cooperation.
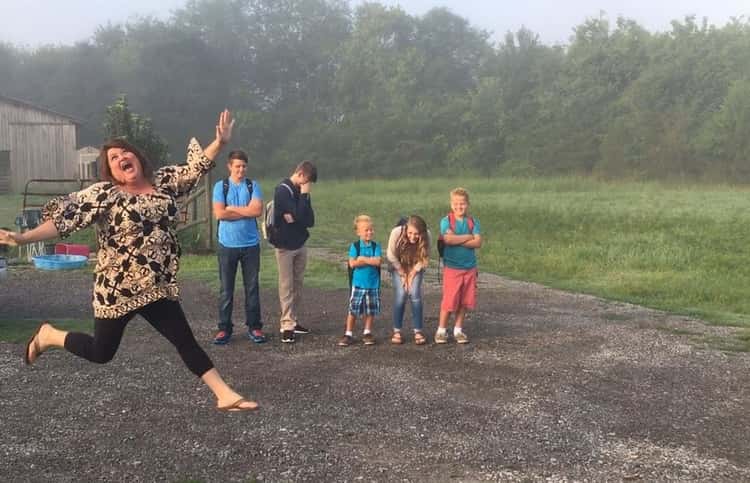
[348,240,382,289]
[440,215,481,269]
[212,178,263,248]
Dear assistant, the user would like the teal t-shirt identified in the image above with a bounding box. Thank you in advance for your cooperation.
[348,240,381,288]
[440,215,480,269]
[212,178,263,248]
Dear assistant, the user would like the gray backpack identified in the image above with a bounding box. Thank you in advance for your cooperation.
[262,182,294,242]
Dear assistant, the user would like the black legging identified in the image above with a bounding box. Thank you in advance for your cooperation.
[64,298,214,377]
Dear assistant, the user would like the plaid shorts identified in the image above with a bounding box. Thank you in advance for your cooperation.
[348,287,381,316]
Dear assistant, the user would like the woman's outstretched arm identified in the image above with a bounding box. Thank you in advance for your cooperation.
[0,220,59,246]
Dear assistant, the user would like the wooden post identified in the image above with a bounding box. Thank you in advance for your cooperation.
[205,172,214,251]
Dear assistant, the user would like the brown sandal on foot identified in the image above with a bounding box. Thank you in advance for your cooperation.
[414,331,427,345]
[24,322,47,365]
[391,331,403,345]
[217,398,259,412]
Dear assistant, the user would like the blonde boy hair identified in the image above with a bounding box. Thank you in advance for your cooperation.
[450,187,470,203]
[353,214,373,233]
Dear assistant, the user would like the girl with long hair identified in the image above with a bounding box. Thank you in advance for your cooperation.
[386,215,430,345]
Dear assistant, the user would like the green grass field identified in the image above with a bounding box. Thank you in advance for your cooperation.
[3,176,750,329]
[310,177,750,328]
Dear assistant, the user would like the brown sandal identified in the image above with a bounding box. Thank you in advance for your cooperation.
[414,331,427,345]
[24,322,47,365]
[217,398,259,412]
[390,331,403,345]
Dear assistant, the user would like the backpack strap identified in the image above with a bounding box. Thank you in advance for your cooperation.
[217,178,230,232]
[372,241,380,288]
[348,240,360,288]
[279,181,294,197]
[372,242,382,289]
[223,178,254,203]
[448,212,474,233]
[222,178,230,203]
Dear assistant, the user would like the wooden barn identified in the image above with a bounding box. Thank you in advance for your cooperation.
[0,95,81,193]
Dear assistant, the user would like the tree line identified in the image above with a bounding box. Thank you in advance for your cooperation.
[1,0,749,181]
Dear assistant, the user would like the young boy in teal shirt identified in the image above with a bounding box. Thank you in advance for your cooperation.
[338,214,381,347]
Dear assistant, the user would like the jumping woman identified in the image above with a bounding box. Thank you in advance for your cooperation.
[0,110,257,412]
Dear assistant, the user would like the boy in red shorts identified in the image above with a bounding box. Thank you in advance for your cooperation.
[436,188,482,344]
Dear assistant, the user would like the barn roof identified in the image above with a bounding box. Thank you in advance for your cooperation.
[0,94,83,124]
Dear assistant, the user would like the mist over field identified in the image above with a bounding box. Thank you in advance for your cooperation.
[1,0,749,180]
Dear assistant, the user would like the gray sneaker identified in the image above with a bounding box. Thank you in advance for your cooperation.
[454,331,469,344]
[434,331,448,344]
[362,333,376,346]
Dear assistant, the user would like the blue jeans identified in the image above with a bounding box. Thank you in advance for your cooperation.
[218,243,261,332]
[391,270,424,331]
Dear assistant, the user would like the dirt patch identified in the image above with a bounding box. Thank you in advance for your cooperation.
[1,260,749,482]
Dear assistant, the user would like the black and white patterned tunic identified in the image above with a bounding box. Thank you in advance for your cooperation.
[42,138,213,319]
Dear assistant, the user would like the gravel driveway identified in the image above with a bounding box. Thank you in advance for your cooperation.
[1,266,749,482]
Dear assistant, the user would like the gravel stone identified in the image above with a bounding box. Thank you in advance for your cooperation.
[1,264,749,481]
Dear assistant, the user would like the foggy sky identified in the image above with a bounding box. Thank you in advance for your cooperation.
[1,0,747,47]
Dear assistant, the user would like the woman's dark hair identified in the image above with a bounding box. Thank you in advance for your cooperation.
[99,138,154,183]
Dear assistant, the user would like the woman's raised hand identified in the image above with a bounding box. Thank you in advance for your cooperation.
[216,109,235,145]
[0,229,21,246]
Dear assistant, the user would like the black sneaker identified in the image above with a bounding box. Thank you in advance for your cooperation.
[293,324,310,334]
[281,330,296,343]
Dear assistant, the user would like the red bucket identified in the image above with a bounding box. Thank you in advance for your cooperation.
[54,243,90,258]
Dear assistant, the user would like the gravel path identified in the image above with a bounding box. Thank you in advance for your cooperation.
[1,265,749,482]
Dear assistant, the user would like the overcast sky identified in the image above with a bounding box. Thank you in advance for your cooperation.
[1,0,747,47]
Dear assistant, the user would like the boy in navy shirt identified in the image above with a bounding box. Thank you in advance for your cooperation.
[271,160,317,343]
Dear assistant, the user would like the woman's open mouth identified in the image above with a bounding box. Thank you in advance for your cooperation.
[120,160,135,173]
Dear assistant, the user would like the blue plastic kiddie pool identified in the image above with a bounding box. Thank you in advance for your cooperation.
[32,254,88,270]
